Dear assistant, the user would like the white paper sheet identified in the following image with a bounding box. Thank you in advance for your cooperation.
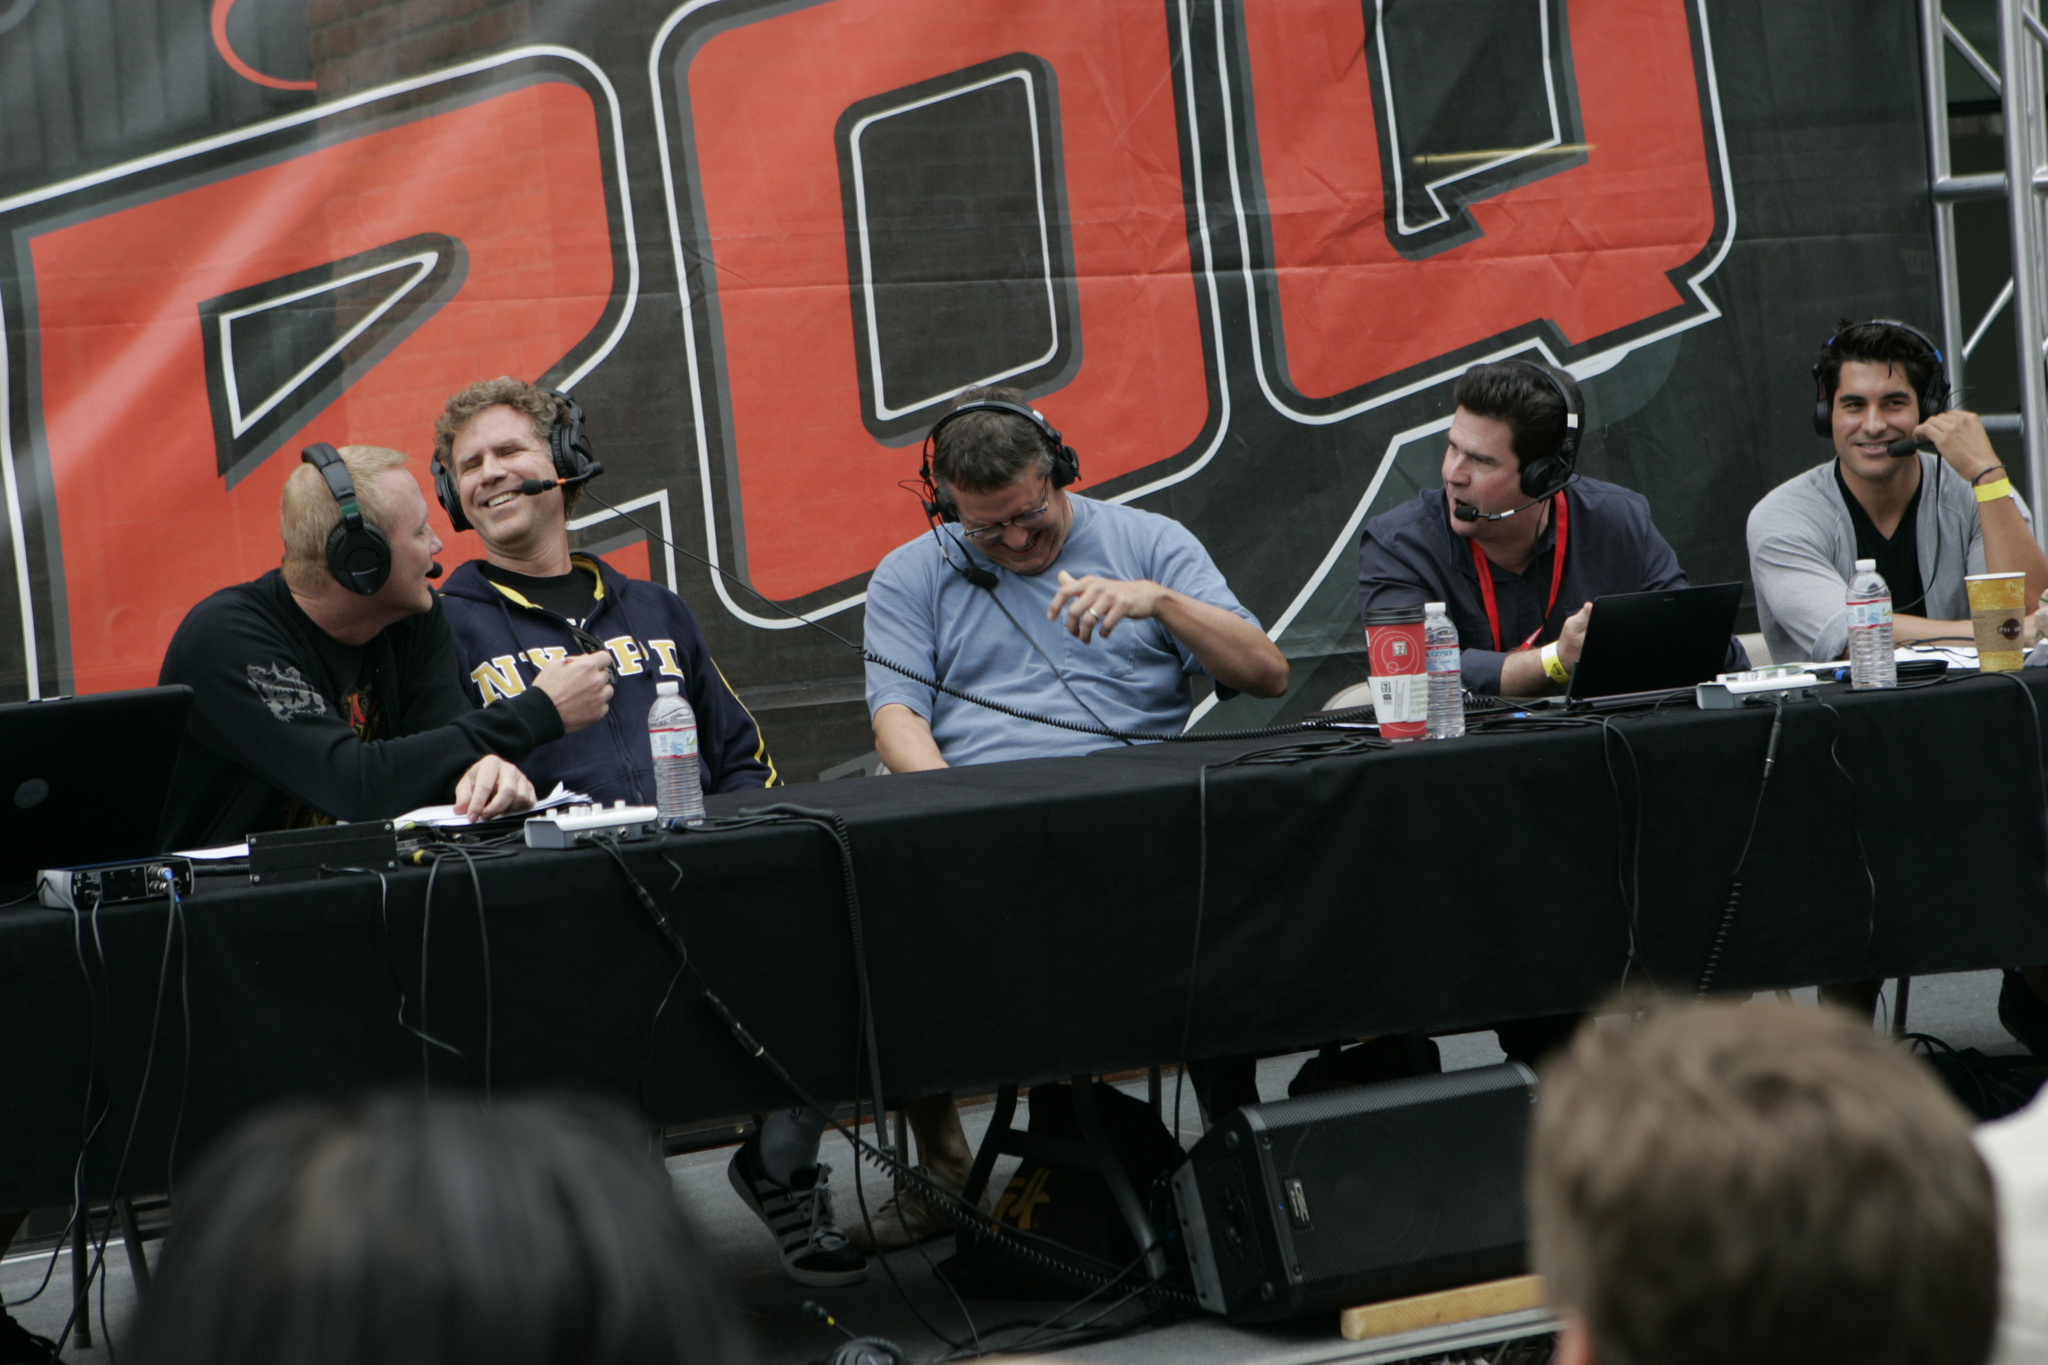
[173,842,248,860]
[393,783,587,829]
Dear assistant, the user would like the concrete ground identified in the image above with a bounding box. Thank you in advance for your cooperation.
[4,970,2026,1365]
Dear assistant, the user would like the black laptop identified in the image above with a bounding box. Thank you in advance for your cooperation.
[0,685,192,893]
[1565,583,1742,704]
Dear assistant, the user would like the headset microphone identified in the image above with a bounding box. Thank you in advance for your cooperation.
[518,462,606,496]
[1887,437,1934,459]
[1453,495,1551,524]
[426,562,443,579]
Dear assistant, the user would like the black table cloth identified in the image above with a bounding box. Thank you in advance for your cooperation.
[5,671,2046,1209]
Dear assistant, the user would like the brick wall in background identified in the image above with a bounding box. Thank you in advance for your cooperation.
[307,0,532,95]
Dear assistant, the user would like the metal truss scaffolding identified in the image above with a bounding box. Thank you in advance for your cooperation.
[1924,0,2048,546]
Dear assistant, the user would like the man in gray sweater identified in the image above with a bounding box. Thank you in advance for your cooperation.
[1749,318,2048,1043]
[1748,319,2048,665]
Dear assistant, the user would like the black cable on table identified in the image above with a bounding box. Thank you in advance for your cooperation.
[646,821,1192,1303]
[164,881,192,1197]
[1697,697,1786,997]
[436,844,496,1101]
[51,870,184,1362]
[348,865,464,1071]
[6,897,117,1315]
[1979,671,2048,864]
[1590,716,1647,987]
[1172,732,1392,1132]
[1813,700,1880,948]
[659,812,996,1350]
[576,483,1333,750]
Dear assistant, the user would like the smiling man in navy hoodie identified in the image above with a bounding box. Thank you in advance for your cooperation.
[432,380,863,1291]
[433,378,776,803]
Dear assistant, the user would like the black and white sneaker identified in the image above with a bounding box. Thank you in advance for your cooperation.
[728,1136,869,1287]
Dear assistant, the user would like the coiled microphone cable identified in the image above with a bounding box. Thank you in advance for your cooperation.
[1697,696,1786,996]
[569,484,1338,747]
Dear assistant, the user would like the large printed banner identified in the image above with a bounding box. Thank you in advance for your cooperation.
[0,0,1936,773]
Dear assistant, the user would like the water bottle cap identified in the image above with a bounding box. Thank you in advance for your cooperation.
[1854,558,1876,571]
[656,680,679,695]
[1424,602,1446,614]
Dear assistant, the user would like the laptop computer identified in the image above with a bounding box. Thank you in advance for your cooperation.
[1565,583,1743,704]
[0,685,192,894]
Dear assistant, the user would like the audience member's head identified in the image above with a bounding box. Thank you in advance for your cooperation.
[1530,997,1997,1365]
[132,1093,746,1365]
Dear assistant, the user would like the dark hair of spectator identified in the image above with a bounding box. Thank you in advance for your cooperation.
[130,1094,748,1365]
[1451,360,1582,470]
[1814,319,1941,416]
[930,384,1054,505]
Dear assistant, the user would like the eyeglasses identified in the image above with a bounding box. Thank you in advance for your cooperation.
[959,493,1056,543]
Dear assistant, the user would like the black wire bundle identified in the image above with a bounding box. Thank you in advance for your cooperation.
[573,484,1335,749]
[598,812,1197,1362]
[47,870,192,1361]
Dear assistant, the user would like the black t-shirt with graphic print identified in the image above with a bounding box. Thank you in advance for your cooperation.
[156,570,564,850]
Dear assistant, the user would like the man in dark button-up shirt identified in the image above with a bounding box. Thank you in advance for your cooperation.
[1359,359,1741,696]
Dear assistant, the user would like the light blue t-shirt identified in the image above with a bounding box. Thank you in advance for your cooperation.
[863,496,1259,767]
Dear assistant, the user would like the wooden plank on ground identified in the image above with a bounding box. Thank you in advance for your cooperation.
[1340,1275,1547,1341]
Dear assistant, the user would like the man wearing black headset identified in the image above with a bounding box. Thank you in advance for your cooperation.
[429,380,839,1288]
[156,444,614,851]
[1358,359,1728,699]
[865,385,1287,771]
[1747,319,2048,663]
[1748,319,2048,1042]
[1353,359,1734,1073]
[855,384,1287,1250]
[431,378,776,802]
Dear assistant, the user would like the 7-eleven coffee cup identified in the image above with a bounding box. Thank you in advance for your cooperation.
[1364,606,1428,741]
[1966,571,2027,672]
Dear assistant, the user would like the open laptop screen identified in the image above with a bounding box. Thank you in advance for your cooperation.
[0,685,192,891]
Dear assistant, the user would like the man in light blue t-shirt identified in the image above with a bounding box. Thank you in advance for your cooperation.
[865,388,1287,770]
[855,386,1288,1252]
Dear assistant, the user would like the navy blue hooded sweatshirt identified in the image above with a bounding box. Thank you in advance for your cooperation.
[439,554,776,802]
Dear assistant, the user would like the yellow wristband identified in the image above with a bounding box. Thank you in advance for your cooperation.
[1976,476,2015,504]
[1541,641,1571,685]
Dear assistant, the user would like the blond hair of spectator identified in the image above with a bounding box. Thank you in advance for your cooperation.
[279,445,409,593]
[1530,997,1997,1365]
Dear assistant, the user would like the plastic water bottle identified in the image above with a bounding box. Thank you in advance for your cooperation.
[649,680,705,824]
[1846,558,1897,690]
[1424,602,1465,739]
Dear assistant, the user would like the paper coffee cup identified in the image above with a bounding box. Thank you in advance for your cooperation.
[1966,571,2027,671]
[1363,606,1428,741]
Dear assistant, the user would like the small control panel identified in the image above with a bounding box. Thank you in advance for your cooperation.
[523,801,662,849]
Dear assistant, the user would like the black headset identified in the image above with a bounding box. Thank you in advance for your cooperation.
[1512,360,1582,499]
[1811,319,1951,436]
[302,443,390,596]
[434,387,597,533]
[917,400,1080,523]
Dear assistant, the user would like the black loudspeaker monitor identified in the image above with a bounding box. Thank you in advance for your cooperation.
[1171,1062,1536,1321]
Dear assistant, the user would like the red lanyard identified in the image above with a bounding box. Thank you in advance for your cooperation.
[1469,493,1569,652]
